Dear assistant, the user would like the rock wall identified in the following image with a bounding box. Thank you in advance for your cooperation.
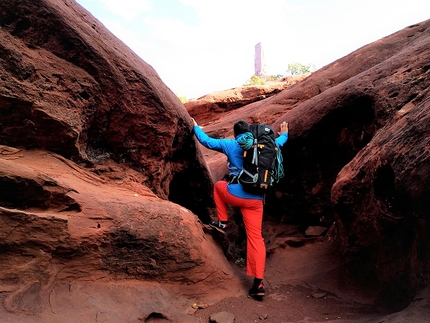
[331,97,430,310]
[0,148,239,321]
[273,20,429,226]
[0,1,236,321]
[189,18,430,310]
[0,0,214,219]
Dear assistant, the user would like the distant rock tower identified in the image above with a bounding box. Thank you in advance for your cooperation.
[254,42,266,77]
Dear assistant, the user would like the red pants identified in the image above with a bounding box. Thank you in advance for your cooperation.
[213,181,265,279]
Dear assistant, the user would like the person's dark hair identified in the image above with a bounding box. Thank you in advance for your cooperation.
[234,120,249,137]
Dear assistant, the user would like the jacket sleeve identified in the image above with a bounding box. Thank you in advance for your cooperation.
[193,126,225,152]
[275,132,288,147]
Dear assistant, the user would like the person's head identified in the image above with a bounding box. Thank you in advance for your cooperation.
[233,120,249,137]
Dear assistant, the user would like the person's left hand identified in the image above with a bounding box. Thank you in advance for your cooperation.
[279,121,288,135]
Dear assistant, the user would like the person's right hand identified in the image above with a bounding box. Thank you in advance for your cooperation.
[279,121,288,134]
[191,118,197,126]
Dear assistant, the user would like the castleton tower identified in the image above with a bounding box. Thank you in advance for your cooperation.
[254,42,266,77]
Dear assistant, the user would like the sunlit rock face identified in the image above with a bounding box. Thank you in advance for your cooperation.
[0,148,238,321]
[0,0,214,218]
[0,1,239,321]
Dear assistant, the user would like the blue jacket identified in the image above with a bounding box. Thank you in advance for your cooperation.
[193,125,289,200]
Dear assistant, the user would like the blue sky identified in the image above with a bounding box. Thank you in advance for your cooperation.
[75,0,430,99]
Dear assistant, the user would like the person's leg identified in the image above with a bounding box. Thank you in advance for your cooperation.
[213,181,230,222]
[240,201,265,279]
[213,186,265,275]
[212,185,266,295]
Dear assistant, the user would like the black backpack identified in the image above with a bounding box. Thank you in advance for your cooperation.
[238,124,284,194]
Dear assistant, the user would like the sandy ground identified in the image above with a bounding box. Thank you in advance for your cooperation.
[191,225,430,323]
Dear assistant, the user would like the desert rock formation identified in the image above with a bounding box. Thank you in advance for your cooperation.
[0,1,237,322]
[1,0,430,321]
[0,0,214,219]
[189,19,430,312]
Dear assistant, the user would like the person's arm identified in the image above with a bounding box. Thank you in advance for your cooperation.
[275,121,289,147]
[192,119,224,152]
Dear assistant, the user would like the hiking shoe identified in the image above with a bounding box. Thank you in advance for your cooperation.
[209,220,228,233]
[249,281,265,297]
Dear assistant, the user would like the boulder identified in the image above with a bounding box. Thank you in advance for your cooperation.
[0,148,240,321]
[0,0,214,219]
[331,97,430,311]
[0,0,239,321]
[271,19,430,227]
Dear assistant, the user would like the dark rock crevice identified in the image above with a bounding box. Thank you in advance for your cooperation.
[278,94,376,225]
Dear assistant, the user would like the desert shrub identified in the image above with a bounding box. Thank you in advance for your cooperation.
[286,62,316,75]
[244,75,265,86]
[266,74,284,81]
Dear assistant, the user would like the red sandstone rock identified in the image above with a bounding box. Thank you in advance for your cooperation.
[198,19,430,227]
[331,97,430,310]
[1,0,430,320]
[0,148,239,321]
[0,0,233,321]
[191,18,430,311]
[185,75,308,126]
[0,0,213,216]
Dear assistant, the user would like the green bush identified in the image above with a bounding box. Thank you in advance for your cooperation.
[243,75,265,86]
[285,62,316,76]
[266,74,284,81]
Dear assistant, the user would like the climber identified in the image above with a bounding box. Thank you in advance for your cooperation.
[192,118,289,298]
